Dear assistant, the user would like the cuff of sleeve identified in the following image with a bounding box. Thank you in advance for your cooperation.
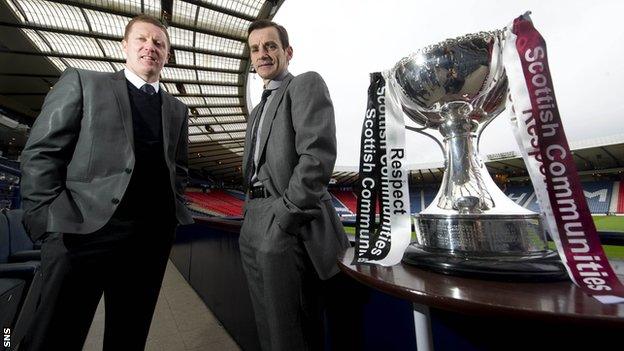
[271,197,302,235]
[23,212,48,242]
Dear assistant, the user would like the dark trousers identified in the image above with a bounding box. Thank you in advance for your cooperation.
[239,197,324,351]
[19,217,176,351]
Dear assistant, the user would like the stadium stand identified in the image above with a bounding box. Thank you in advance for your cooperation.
[505,185,535,207]
[324,180,623,216]
[331,190,358,214]
[409,189,422,214]
[183,180,623,218]
[582,181,612,214]
[504,181,616,214]
[330,194,354,217]
[423,188,437,208]
[0,161,21,210]
[185,190,244,217]
[225,189,246,201]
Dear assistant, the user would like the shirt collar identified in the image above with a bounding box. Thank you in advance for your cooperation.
[265,70,289,91]
[124,68,160,93]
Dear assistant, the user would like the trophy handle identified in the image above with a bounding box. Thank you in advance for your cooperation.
[406,125,445,155]
[476,116,495,149]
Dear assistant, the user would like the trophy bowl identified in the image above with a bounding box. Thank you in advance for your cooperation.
[391,31,566,280]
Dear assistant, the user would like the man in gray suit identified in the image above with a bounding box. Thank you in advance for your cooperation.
[240,20,350,350]
[19,15,193,351]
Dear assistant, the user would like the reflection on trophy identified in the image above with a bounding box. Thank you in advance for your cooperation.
[391,31,566,280]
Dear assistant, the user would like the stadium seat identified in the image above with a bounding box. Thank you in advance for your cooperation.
[0,211,43,349]
[330,190,358,214]
[185,190,244,217]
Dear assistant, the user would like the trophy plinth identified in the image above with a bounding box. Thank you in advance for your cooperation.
[391,32,566,280]
[404,214,567,280]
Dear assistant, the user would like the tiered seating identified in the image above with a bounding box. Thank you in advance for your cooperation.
[504,185,535,207]
[409,189,422,214]
[423,188,437,208]
[331,190,358,214]
[505,181,615,214]
[185,190,244,217]
[617,181,624,213]
[582,181,612,214]
[331,181,622,216]
[225,189,246,201]
[330,194,353,217]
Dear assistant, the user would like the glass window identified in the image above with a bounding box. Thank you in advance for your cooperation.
[196,71,239,84]
[84,9,128,37]
[212,115,246,122]
[195,6,249,39]
[199,0,265,18]
[204,97,241,106]
[195,32,245,55]
[208,107,243,115]
[183,84,202,94]
[208,133,230,141]
[161,67,196,81]
[47,57,67,72]
[189,135,210,142]
[164,83,180,94]
[16,0,89,32]
[195,53,241,70]
[63,58,115,72]
[5,0,26,21]
[99,39,125,59]
[177,97,206,106]
[173,0,197,27]
[200,85,239,95]
[221,123,246,131]
[169,27,195,48]
[189,117,217,125]
[23,29,51,52]
[40,32,103,57]
[173,50,194,66]
[111,62,126,71]
[188,126,205,135]
[228,131,246,139]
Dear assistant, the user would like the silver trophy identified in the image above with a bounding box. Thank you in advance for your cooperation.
[391,31,565,280]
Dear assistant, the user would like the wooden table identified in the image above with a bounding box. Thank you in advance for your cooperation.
[338,247,624,350]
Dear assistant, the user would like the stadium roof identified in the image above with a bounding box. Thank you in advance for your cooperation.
[0,0,286,181]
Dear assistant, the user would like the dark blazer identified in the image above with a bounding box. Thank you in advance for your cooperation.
[20,68,193,241]
[243,71,350,279]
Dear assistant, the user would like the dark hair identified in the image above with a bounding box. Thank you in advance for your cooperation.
[247,19,290,48]
[124,14,170,47]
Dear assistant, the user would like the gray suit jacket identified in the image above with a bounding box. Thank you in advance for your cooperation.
[243,71,350,279]
[20,68,193,241]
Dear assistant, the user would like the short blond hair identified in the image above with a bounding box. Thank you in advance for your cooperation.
[124,14,170,48]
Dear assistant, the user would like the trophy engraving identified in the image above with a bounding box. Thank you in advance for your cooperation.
[391,31,566,279]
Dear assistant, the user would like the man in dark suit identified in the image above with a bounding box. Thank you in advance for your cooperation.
[19,15,193,351]
[240,20,350,350]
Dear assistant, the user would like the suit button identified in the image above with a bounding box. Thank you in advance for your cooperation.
[125,168,132,174]
[111,198,120,204]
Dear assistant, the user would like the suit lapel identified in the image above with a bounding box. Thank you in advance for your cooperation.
[161,90,176,162]
[257,73,294,164]
[242,104,260,179]
[110,70,134,150]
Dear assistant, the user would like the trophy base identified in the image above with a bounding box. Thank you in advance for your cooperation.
[402,244,568,282]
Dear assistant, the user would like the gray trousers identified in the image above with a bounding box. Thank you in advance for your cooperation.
[239,197,323,351]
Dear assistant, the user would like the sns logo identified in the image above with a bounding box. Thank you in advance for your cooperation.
[3,328,10,348]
